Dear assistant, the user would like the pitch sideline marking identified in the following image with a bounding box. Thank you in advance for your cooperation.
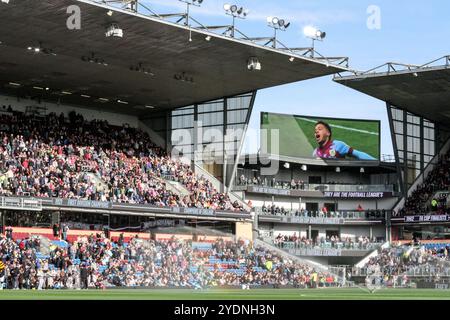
[298,117,379,136]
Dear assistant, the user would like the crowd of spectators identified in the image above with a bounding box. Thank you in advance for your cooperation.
[259,204,386,220]
[272,233,381,251]
[0,107,245,212]
[358,244,450,285]
[239,176,308,190]
[399,153,450,216]
[0,232,339,290]
[238,175,372,190]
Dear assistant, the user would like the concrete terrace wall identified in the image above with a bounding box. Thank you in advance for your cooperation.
[0,94,139,128]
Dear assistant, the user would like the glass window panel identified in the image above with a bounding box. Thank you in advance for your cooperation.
[203,126,224,143]
[171,128,194,146]
[424,127,434,140]
[172,115,194,129]
[393,108,403,120]
[198,112,223,126]
[227,95,252,110]
[396,134,403,150]
[172,106,194,116]
[407,124,420,137]
[407,114,420,124]
[424,120,434,128]
[227,110,248,124]
[407,152,419,161]
[198,102,223,113]
[406,137,420,153]
[393,121,403,134]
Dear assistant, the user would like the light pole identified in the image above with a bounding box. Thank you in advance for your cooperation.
[266,17,291,48]
[223,3,249,38]
[303,26,326,57]
[179,0,204,26]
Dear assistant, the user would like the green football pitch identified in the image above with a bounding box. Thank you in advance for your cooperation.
[0,288,450,300]
[261,113,380,160]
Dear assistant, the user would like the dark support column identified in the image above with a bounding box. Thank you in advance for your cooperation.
[223,97,227,193]
[403,108,408,195]
[227,91,257,190]
[420,117,425,172]
[192,104,198,173]
[165,110,171,153]
[386,103,405,197]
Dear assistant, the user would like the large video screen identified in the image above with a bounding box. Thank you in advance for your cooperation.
[261,112,380,161]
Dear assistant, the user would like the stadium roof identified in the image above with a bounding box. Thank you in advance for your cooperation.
[0,0,348,116]
[333,56,450,123]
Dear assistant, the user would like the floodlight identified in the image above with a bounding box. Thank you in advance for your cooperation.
[247,57,261,71]
[303,26,317,38]
[224,3,249,38]
[304,25,326,56]
[304,25,326,40]
[105,23,123,38]
[1,0,10,4]
[266,16,291,48]
[316,30,326,39]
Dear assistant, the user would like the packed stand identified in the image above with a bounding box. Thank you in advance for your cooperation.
[357,243,450,285]
[399,152,450,216]
[0,107,245,212]
[272,233,381,251]
[259,204,386,220]
[0,232,339,290]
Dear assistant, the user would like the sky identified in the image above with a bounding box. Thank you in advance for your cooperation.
[140,0,450,157]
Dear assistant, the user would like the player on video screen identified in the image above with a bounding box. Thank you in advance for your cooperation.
[312,121,376,160]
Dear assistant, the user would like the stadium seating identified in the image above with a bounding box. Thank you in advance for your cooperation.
[0,232,338,290]
[400,152,450,216]
[356,243,450,284]
[0,108,245,212]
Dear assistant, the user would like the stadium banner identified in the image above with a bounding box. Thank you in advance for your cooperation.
[323,191,393,199]
[261,112,380,161]
[248,186,393,198]
[286,216,344,225]
[52,198,112,209]
[248,186,322,197]
[285,247,342,256]
[171,207,215,216]
[404,215,450,223]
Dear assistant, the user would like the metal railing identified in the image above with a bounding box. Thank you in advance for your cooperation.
[238,181,394,192]
[405,266,450,277]
[88,0,349,68]
[334,55,450,79]
[257,208,387,220]
[274,241,383,252]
